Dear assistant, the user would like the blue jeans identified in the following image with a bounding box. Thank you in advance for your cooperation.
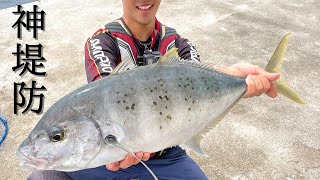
[66,146,208,180]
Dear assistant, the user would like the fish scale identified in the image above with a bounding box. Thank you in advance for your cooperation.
[81,59,247,158]
[19,51,247,171]
[18,34,305,173]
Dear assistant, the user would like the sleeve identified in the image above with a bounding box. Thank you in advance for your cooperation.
[84,30,120,83]
[175,37,201,62]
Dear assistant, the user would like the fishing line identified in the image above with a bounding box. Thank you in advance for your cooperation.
[0,116,8,146]
[114,142,158,180]
[105,135,158,180]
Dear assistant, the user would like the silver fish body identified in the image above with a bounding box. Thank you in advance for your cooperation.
[18,34,304,172]
[18,54,246,171]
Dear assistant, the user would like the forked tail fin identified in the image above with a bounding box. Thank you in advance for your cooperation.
[265,33,305,104]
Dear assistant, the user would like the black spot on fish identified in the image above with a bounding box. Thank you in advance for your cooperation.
[131,104,135,110]
[130,87,134,90]
[124,94,128,97]
[202,77,205,79]
[187,84,190,86]
[123,100,126,103]
[179,78,182,80]
[178,84,181,87]
[153,102,157,105]
[160,126,162,129]
[150,90,153,92]
[164,96,169,101]
[161,84,164,87]
[192,87,195,90]
[116,92,120,94]
[188,107,191,111]
[184,85,187,88]
[185,98,187,101]
[192,100,195,104]
[154,87,158,90]
[167,115,172,120]
[160,112,162,115]
[165,106,168,109]
[165,91,168,93]
[157,79,162,82]
[187,78,189,80]
[189,119,191,122]
[159,96,163,99]
[117,101,120,104]
[126,107,129,110]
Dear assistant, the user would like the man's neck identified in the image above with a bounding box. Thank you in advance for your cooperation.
[122,17,155,41]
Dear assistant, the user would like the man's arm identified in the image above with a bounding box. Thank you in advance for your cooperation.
[85,30,120,83]
[176,37,200,62]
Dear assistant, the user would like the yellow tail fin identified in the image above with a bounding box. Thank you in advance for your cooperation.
[265,33,305,104]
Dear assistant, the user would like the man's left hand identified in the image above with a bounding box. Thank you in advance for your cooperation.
[106,152,151,171]
[230,63,280,98]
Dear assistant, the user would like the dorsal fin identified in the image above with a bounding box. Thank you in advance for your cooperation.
[111,56,135,75]
[157,48,246,79]
[157,48,182,64]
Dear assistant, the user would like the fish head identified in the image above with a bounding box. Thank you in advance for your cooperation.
[18,107,103,171]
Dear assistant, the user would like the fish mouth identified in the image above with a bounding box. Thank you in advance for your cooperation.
[18,142,49,170]
[18,153,49,170]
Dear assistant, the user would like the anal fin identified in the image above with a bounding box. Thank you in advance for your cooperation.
[183,137,209,157]
[182,95,244,157]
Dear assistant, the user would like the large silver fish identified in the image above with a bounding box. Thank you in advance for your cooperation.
[18,34,304,174]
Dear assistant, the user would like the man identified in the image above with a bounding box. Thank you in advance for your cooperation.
[29,0,279,179]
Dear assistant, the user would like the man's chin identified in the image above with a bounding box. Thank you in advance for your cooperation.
[136,17,155,26]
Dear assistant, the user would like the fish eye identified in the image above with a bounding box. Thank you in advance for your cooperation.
[49,127,65,142]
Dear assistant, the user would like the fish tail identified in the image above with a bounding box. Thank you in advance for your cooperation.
[265,33,305,104]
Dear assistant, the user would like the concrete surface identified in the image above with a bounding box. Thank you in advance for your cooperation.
[0,0,319,179]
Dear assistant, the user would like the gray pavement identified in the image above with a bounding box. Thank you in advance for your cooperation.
[0,0,319,179]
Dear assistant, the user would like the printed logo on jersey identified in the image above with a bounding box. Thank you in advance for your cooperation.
[187,41,200,62]
[90,39,113,73]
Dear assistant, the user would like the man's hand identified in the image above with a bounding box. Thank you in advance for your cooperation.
[106,152,151,171]
[230,63,280,98]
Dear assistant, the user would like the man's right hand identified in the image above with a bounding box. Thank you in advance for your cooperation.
[106,152,151,171]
